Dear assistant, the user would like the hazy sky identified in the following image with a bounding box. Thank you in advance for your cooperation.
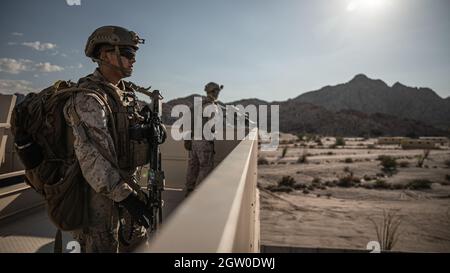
[0,0,449,102]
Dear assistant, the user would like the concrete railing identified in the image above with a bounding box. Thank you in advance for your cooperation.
[1,95,24,175]
[137,128,260,253]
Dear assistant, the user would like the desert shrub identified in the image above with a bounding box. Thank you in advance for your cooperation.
[344,158,353,163]
[312,177,321,185]
[278,175,296,188]
[271,186,293,193]
[326,151,334,155]
[398,161,410,168]
[343,166,352,175]
[335,137,346,146]
[407,179,433,190]
[297,155,308,164]
[391,183,406,190]
[363,174,376,181]
[337,174,360,188]
[369,210,403,251]
[441,175,450,186]
[417,149,430,168]
[315,139,323,146]
[373,179,390,189]
[304,134,313,142]
[329,144,337,149]
[378,155,397,173]
[258,157,269,165]
[302,189,310,194]
[293,183,307,190]
[445,160,450,168]
[367,144,376,149]
[297,149,308,164]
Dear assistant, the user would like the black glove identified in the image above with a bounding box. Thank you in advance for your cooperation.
[119,192,152,229]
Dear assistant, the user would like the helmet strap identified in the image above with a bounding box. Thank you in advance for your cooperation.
[114,45,131,77]
[93,45,131,78]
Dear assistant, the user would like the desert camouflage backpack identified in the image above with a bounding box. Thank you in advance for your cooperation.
[10,80,107,231]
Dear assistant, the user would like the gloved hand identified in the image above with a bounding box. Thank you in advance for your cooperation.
[119,192,152,229]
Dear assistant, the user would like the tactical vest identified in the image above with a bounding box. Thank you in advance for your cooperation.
[77,75,150,171]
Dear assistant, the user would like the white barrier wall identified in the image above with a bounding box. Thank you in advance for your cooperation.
[137,128,260,252]
[0,95,23,176]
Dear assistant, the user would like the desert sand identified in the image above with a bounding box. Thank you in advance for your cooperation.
[258,135,450,252]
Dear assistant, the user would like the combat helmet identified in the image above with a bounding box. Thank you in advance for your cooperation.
[204,82,223,93]
[85,26,145,77]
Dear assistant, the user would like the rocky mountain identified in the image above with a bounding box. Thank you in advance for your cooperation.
[294,74,450,130]
[162,93,448,137]
[161,94,202,125]
[229,98,447,137]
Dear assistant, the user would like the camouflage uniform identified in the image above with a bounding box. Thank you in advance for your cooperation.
[185,96,219,195]
[64,69,146,253]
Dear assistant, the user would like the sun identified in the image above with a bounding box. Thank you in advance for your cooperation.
[346,0,387,13]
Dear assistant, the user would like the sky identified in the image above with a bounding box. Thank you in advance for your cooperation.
[0,0,449,103]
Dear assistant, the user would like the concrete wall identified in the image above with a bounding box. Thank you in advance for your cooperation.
[0,95,23,176]
[137,129,260,253]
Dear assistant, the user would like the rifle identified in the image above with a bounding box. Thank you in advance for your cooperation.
[216,101,257,128]
[134,86,167,232]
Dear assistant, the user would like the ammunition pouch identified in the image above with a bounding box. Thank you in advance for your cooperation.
[128,124,152,141]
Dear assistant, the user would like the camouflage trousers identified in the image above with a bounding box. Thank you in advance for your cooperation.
[185,140,215,194]
[71,187,147,253]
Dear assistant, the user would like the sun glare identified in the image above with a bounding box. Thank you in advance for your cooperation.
[346,0,387,13]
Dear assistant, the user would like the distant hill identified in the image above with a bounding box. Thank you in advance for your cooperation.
[162,94,202,125]
[229,98,447,137]
[162,91,448,137]
[294,74,450,130]
[5,73,446,137]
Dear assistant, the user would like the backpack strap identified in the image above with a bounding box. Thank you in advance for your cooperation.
[64,88,142,193]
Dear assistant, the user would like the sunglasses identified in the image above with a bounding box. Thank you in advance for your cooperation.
[119,47,136,60]
[106,47,136,60]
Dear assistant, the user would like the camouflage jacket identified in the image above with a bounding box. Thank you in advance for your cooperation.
[63,69,137,202]
[189,97,219,141]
